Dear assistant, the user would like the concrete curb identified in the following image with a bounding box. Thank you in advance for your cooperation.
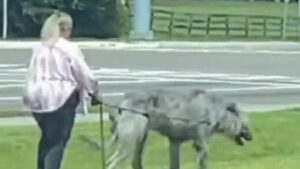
[0,41,300,50]
[159,41,300,47]
[0,41,160,49]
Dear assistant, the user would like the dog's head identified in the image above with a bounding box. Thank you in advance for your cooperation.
[223,103,253,146]
[234,124,252,146]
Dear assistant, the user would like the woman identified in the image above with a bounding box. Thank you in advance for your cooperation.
[23,11,101,169]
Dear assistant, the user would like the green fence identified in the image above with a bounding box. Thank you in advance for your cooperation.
[151,9,300,39]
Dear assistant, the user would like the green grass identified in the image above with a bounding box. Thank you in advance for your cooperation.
[1,110,300,169]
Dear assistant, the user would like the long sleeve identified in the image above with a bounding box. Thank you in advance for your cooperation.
[69,47,99,95]
[26,48,38,82]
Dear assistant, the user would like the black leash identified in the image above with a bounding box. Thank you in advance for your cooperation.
[93,97,210,125]
[90,94,107,169]
[99,102,106,169]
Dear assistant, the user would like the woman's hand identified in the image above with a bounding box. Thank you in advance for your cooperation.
[89,92,102,106]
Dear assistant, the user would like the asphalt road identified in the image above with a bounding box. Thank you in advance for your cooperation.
[0,44,300,112]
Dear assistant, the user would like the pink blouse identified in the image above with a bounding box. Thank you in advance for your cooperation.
[23,38,98,113]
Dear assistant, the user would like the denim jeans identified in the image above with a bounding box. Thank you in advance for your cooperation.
[33,90,80,169]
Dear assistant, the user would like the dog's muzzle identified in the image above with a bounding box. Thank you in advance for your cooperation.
[235,131,253,146]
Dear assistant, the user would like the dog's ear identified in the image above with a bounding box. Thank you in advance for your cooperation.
[226,102,237,114]
[148,92,160,108]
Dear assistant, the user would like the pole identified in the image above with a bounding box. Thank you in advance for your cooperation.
[283,0,289,40]
[131,0,153,40]
[2,0,7,39]
[298,0,300,40]
[99,103,106,169]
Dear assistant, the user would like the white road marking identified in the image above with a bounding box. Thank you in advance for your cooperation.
[0,65,299,103]
[0,66,299,87]
[0,79,24,83]
[0,97,21,101]
[0,78,294,88]
[0,64,23,68]
[0,84,24,88]
[0,68,27,72]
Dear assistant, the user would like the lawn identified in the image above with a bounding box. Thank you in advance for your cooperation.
[0,109,299,169]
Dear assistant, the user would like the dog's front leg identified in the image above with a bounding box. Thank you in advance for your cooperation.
[169,141,181,169]
[194,141,209,169]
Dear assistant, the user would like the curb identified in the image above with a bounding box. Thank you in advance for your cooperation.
[0,41,160,49]
[0,41,300,50]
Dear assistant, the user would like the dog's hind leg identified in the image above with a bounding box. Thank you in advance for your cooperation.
[132,132,148,169]
[107,149,128,169]
[107,149,120,166]
[106,134,118,154]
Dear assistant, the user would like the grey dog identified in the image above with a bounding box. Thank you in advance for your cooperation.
[106,89,252,169]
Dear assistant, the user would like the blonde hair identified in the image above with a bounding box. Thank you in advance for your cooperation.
[40,11,73,42]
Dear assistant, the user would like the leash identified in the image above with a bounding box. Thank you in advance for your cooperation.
[99,102,106,169]
[97,99,210,125]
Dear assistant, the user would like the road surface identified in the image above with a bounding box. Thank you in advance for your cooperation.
[0,42,299,113]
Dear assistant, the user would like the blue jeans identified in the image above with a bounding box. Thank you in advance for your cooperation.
[33,90,80,169]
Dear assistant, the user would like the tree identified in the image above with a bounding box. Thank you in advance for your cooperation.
[1,0,128,38]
